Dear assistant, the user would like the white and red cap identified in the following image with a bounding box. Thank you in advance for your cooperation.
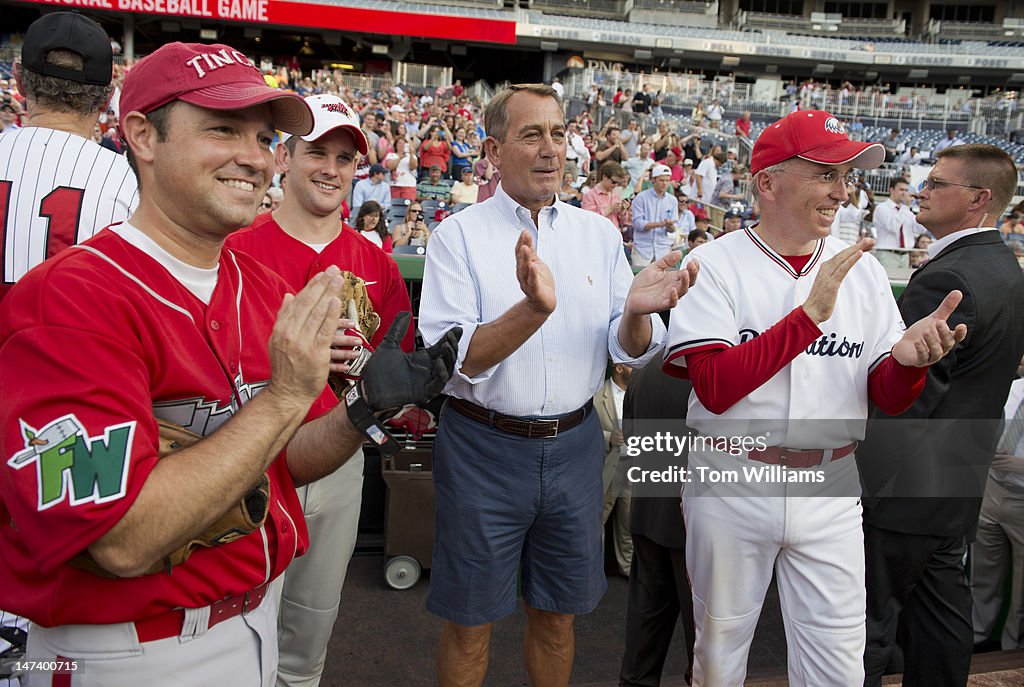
[288,94,369,155]
[750,110,884,175]
[651,164,672,178]
[120,42,312,136]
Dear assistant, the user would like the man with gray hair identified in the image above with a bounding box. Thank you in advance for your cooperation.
[420,83,697,687]
[0,11,138,303]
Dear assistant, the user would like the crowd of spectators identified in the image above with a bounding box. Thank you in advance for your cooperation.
[6,61,1021,270]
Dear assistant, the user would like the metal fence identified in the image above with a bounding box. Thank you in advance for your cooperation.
[563,67,1020,132]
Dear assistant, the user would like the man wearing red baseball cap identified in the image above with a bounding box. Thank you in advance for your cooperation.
[662,110,966,686]
[0,42,458,685]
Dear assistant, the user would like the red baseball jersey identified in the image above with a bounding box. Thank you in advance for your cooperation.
[0,228,335,626]
[0,127,139,302]
[227,215,415,351]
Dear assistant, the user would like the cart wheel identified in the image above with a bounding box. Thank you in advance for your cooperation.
[385,555,422,590]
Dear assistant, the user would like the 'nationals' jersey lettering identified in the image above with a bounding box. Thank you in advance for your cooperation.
[740,327,865,359]
[7,415,135,511]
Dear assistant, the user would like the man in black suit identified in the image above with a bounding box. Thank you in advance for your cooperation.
[619,358,695,686]
[861,144,1024,686]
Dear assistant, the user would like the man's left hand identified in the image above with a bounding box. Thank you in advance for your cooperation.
[892,290,968,367]
[624,252,699,317]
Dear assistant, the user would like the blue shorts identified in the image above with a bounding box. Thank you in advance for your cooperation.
[426,402,607,626]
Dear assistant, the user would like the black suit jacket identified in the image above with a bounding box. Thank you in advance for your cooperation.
[623,359,692,550]
[859,231,1024,537]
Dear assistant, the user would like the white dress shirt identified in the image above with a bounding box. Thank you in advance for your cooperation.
[872,198,923,249]
[419,183,665,417]
[631,188,679,262]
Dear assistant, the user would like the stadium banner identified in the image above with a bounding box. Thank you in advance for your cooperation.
[13,0,518,44]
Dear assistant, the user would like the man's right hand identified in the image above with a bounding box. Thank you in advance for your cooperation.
[515,230,556,315]
[802,239,874,324]
[267,266,346,407]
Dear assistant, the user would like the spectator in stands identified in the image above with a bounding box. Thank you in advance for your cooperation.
[831,179,868,245]
[711,162,746,208]
[676,191,696,238]
[695,214,714,238]
[677,159,698,199]
[735,111,751,139]
[450,126,478,180]
[473,152,499,203]
[623,141,655,193]
[1000,213,1024,241]
[681,132,703,165]
[696,152,724,207]
[419,124,451,178]
[686,228,708,254]
[583,161,630,236]
[559,171,582,207]
[621,119,642,158]
[691,100,705,128]
[872,177,924,251]
[632,84,651,115]
[898,146,924,166]
[417,164,451,203]
[881,128,901,163]
[721,210,743,234]
[0,98,21,134]
[564,120,581,178]
[259,192,273,214]
[391,201,431,249]
[450,167,479,205]
[267,186,284,211]
[706,99,724,129]
[850,116,865,139]
[385,136,418,201]
[651,120,676,163]
[631,163,678,267]
[612,87,626,109]
[596,124,628,164]
[354,200,392,253]
[663,150,684,189]
[352,163,391,216]
[909,234,931,269]
[934,128,965,154]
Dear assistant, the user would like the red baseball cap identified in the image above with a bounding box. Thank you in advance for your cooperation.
[750,110,883,175]
[119,42,312,136]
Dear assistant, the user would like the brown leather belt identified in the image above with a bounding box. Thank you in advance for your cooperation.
[134,582,269,643]
[748,442,857,469]
[448,397,592,439]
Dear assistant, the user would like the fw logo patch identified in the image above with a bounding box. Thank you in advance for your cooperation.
[7,415,135,511]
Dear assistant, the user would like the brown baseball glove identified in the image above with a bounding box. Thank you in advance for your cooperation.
[72,419,271,577]
[340,270,380,342]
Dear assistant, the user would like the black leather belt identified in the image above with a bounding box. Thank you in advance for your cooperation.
[448,397,592,439]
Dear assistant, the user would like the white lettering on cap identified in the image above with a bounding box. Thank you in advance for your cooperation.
[185,49,258,79]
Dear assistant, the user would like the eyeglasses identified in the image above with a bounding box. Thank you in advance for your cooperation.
[776,169,859,186]
[919,177,986,192]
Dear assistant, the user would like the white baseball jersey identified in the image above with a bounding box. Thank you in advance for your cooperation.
[666,227,907,686]
[665,227,905,448]
[0,127,138,299]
